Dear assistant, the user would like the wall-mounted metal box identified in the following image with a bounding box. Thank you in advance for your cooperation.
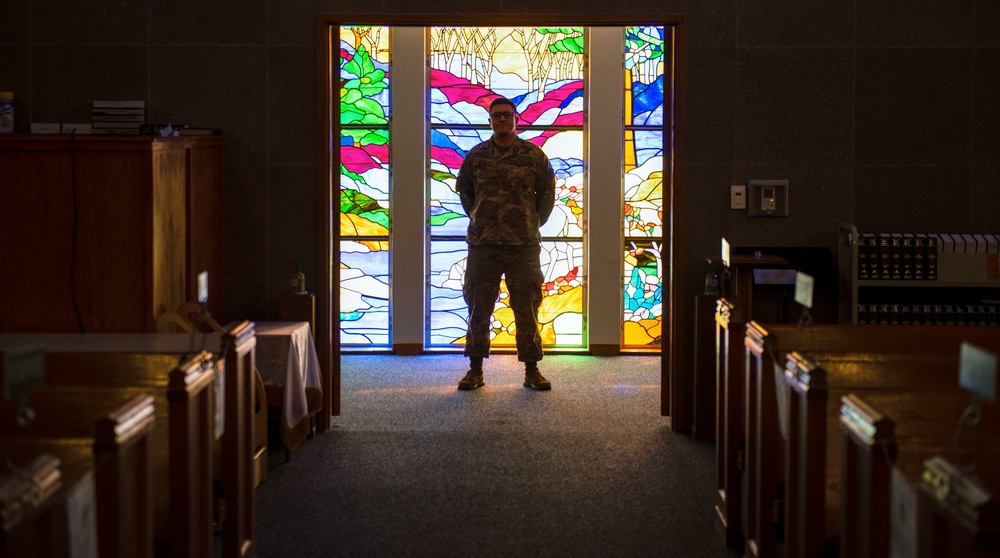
[747,179,788,216]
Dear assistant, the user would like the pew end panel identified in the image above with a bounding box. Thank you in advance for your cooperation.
[743,320,787,558]
[713,298,745,549]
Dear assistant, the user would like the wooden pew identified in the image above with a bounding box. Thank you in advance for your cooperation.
[840,391,1000,557]
[217,322,257,558]
[713,298,745,548]
[160,304,269,487]
[742,323,1000,558]
[0,325,256,558]
[1,393,156,558]
[782,338,1000,558]
[0,453,83,558]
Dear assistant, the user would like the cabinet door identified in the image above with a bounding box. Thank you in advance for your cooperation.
[0,148,79,331]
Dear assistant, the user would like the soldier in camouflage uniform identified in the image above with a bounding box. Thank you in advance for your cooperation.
[455,97,556,391]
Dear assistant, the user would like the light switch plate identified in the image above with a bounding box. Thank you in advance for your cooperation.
[731,185,746,209]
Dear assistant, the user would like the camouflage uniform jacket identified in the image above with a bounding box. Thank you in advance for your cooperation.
[456,136,556,246]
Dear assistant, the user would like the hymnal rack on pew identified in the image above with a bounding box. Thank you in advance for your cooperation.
[0,453,62,526]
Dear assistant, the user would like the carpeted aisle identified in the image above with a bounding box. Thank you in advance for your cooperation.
[252,354,739,557]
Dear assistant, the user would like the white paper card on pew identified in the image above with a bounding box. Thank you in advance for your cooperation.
[215,359,226,439]
[959,342,997,402]
[774,362,789,440]
[198,270,209,304]
[3,345,45,399]
[65,473,98,558]
[794,271,814,309]
[890,468,917,558]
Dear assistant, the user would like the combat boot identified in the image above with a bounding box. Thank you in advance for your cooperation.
[457,369,485,390]
[524,366,551,391]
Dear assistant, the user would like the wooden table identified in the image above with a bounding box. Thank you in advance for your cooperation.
[254,322,323,459]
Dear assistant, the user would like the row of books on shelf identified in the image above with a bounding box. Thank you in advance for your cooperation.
[88,100,221,136]
[92,99,145,135]
[857,303,999,326]
[856,232,1000,281]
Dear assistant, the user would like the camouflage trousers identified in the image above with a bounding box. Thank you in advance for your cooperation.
[463,244,544,362]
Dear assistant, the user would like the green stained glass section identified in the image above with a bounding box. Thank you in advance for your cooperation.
[623,240,662,347]
[428,240,584,348]
[340,27,390,125]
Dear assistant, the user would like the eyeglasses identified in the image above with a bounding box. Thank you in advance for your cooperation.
[489,111,516,119]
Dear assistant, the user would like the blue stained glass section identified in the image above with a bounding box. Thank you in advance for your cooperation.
[340,241,390,346]
[632,75,664,126]
[633,130,664,169]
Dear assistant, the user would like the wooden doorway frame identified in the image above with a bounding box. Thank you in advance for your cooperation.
[314,14,687,430]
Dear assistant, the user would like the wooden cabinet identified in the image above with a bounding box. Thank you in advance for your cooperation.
[0,134,222,332]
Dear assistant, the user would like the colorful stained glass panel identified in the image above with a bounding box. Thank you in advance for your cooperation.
[341,240,390,346]
[622,26,666,349]
[429,128,585,239]
[625,26,666,126]
[340,26,392,348]
[623,240,662,347]
[428,240,584,348]
[340,27,390,125]
[429,27,585,127]
[624,130,663,239]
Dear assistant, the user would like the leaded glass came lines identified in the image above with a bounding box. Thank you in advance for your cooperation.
[340,26,392,347]
[428,27,586,349]
[622,26,667,348]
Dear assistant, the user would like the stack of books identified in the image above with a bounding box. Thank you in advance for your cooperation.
[0,454,62,527]
[91,100,146,135]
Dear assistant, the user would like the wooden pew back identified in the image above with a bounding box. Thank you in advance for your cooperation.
[0,323,258,558]
[784,342,1000,558]
[1,393,156,558]
[840,390,1000,558]
[0,340,218,558]
[743,323,1000,558]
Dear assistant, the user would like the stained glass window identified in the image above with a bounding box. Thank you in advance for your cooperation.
[334,24,672,353]
[339,26,391,347]
[623,26,667,348]
[427,27,587,349]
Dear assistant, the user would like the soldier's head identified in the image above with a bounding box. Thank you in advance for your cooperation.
[487,97,519,141]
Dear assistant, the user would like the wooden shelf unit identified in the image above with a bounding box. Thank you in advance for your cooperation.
[838,223,1000,325]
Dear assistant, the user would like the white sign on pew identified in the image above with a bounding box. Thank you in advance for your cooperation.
[3,345,45,399]
[794,271,814,309]
[959,341,997,402]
